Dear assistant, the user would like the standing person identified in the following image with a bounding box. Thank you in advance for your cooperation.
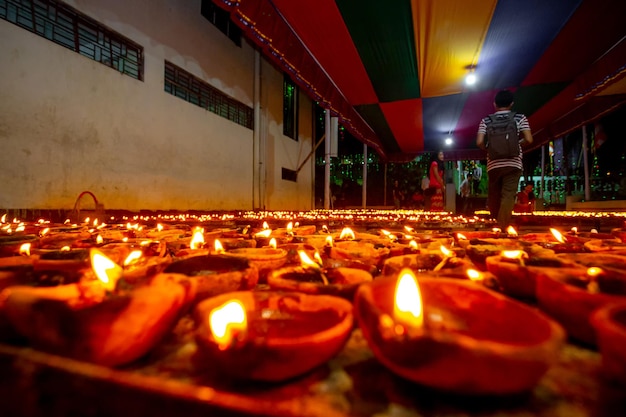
[392,180,404,209]
[476,90,533,229]
[428,150,446,211]
[514,182,536,213]
[459,172,472,214]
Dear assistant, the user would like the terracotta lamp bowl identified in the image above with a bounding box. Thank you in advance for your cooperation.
[0,279,189,366]
[194,291,353,382]
[354,277,565,396]
[536,268,626,346]
[0,234,39,257]
[382,253,472,278]
[224,247,288,282]
[266,265,372,299]
[557,252,626,273]
[163,254,258,303]
[485,255,583,300]
[591,302,626,385]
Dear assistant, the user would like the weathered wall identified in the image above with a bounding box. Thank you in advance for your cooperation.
[0,0,314,212]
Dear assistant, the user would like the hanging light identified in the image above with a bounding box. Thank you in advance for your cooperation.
[465,72,477,86]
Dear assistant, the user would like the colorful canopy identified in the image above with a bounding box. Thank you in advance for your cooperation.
[214,0,626,162]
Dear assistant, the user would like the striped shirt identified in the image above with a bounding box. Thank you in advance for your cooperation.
[478,111,530,172]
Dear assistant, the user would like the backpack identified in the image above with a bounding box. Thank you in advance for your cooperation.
[485,112,520,160]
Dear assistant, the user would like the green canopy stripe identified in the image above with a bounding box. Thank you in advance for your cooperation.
[336,0,420,103]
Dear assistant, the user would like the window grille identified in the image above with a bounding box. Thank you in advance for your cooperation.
[164,61,253,130]
[0,0,143,80]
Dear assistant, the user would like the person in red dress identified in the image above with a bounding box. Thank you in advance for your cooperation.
[514,183,535,213]
[428,150,446,211]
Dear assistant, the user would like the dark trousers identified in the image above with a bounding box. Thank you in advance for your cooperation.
[487,167,522,229]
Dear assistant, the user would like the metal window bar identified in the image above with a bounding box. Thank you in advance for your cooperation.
[0,0,143,81]
[164,62,253,130]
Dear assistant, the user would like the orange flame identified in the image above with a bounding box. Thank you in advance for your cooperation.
[90,249,122,292]
[466,269,483,282]
[394,268,423,328]
[255,229,272,238]
[19,243,31,257]
[209,300,247,350]
[550,228,565,243]
[299,250,322,269]
[339,227,356,240]
[190,230,205,249]
[123,250,143,266]
[212,239,225,254]
[507,226,517,236]
[268,238,277,249]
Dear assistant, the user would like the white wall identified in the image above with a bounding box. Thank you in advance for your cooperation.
[0,0,314,211]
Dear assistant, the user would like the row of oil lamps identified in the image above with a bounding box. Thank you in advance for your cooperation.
[0,213,625,397]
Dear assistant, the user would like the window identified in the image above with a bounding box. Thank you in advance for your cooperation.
[0,0,143,80]
[283,75,299,140]
[164,61,253,129]
[200,0,241,47]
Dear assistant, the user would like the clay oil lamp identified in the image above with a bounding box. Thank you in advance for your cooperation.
[354,269,565,395]
[327,229,390,270]
[590,302,626,385]
[485,250,585,300]
[224,244,288,283]
[37,225,91,249]
[162,253,258,304]
[545,228,585,253]
[0,249,190,366]
[143,222,190,242]
[465,240,554,271]
[0,242,38,269]
[381,246,471,279]
[273,221,317,242]
[193,290,353,382]
[453,229,504,249]
[170,227,215,258]
[567,227,619,243]
[107,239,172,285]
[556,252,626,275]
[583,237,626,253]
[0,232,40,257]
[31,247,92,285]
[535,266,626,346]
[267,250,373,299]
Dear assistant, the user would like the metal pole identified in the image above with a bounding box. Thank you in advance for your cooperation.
[539,145,546,198]
[583,125,591,200]
[362,144,367,208]
[324,110,331,209]
[252,50,261,209]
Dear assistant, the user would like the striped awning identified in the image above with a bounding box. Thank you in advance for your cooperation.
[214,0,626,162]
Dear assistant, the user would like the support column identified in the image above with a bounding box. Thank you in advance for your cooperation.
[324,110,331,209]
[583,125,591,201]
[362,144,367,208]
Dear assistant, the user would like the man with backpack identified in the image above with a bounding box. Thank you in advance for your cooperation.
[476,90,533,230]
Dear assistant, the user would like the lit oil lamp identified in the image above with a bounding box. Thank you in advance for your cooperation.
[590,301,626,385]
[535,266,626,346]
[0,233,39,257]
[223,246,288,283]
[193,290,353,382]
[465,240,554,271]
[0,249,190,366]
[162,254,258,304]
[485,250,585,300]
[354,269,565,395]
[381,247,471,279]
[267,250,373,299]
